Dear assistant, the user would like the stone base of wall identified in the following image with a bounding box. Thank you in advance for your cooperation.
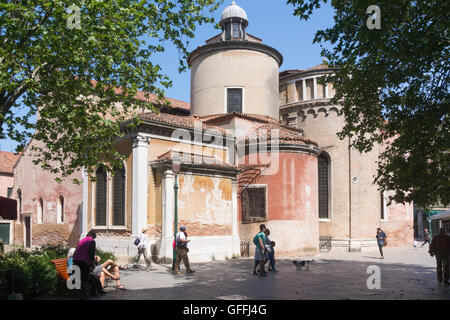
[330,238,379,252]
[98,235,241,264]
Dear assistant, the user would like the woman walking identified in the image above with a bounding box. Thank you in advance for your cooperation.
[376,228,387,259]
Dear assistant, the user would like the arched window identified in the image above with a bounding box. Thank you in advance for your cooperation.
[318,153,330,219]
[37,198,44,224]
[112,166,126,226]
[95,166,107,226]
[57,195,64,224]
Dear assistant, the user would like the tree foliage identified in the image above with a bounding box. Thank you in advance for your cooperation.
[0,0,222,179]
[287,0,449,207]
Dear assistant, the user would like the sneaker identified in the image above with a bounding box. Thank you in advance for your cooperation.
[186,270,195,274]
[174,270,181,275]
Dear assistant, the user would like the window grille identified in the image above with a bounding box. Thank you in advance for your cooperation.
[318,154,329,219]
[95,166,107,226]
[112,167,126,226]
[242,186,266,222]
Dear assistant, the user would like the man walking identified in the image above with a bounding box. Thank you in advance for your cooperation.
[253,224,268,277]
[421,228,431,247]
[429,228,450,285]
[134,228,152,269]
[174,226,195,275]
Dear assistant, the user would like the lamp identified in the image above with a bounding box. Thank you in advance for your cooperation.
[171,155,182,270]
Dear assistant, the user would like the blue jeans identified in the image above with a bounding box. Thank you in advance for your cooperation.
[268,252,276,270]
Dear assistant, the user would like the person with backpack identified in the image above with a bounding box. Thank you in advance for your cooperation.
[134,228,152,269]
[174,226,195,275]
[253,224,268,277]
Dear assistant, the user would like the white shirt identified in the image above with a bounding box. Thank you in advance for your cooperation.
[176,231,187,247]
[138,233,148,249]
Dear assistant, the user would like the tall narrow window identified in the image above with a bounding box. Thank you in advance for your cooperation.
[95,166,107,226]
[17,189,22,213]
[17,189,22,222]
[227,88,243,113]
[112,166,126,226]
[318,154,330,219]
[38,198,44,224]
[57,195,64,224]
[380,192,386,220]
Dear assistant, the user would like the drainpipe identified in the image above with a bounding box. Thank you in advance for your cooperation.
[348,136,352,251]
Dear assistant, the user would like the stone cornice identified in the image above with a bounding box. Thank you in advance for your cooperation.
[188,40,283,67]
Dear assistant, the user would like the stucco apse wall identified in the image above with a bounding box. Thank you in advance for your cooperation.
[239,151,320,256]
[177,174,233,237]
[12,139,83,247]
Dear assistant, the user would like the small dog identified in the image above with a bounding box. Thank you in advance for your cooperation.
[292,259,314,271]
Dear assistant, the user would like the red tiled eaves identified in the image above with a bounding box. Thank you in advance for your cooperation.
[0,151,20,174]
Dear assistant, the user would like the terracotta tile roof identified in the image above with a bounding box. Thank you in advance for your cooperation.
[89,79,190,111]
[200,112,279,125]
[238,123,318,147]
[136,112,227,134]
[152,150,237,170]
[0,151,20,174]
[280,63,331,80]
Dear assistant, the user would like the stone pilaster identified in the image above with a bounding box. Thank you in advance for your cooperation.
[231,179,241,257]
[160,169,175,263]
[131,133,150,237]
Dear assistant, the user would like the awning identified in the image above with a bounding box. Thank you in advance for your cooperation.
[431,210,450,221]
[0,196,17,220]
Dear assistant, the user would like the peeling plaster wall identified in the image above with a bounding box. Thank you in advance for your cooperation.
[238,151,320,256]
[177,174,233,237]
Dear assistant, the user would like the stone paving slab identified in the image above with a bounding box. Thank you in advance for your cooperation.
[87,247,449,300]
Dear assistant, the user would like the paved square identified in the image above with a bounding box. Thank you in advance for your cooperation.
[92,247,449,300]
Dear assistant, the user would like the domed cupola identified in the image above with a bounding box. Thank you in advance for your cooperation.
[220,1,248,41]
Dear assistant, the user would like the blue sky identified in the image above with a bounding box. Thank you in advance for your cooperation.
[0,0,334,153]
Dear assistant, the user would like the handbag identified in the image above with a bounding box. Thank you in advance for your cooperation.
[383,238,387,247]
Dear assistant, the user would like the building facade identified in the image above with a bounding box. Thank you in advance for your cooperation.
[0,151,20,245]
[11,139,83,248]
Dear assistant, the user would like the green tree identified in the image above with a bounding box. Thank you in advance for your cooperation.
[0,0,222,180]
[287,0,449,207]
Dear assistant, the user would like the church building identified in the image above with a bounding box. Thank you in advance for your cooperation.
[8,1,412,261]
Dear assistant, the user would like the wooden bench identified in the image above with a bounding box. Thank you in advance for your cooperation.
[51,258,69,282]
